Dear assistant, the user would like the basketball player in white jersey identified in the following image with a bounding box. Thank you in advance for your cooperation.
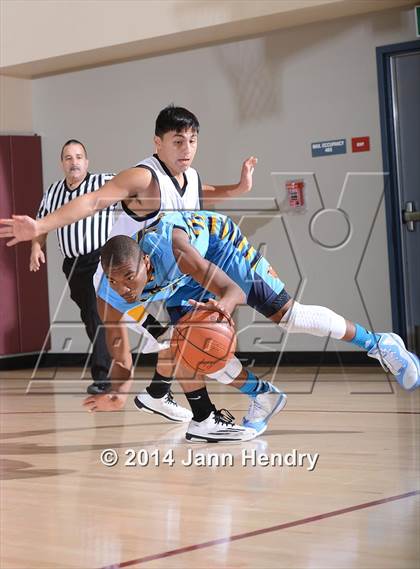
[0,105,257,421]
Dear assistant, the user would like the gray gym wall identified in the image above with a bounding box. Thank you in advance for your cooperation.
[31,6,416,354]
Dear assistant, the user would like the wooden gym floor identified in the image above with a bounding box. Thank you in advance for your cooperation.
[0,366,419,569]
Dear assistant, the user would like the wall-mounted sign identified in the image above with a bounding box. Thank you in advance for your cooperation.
[311,139,346,157]
[352,136,370,153]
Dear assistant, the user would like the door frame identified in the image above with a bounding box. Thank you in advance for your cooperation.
[376,39,420,343]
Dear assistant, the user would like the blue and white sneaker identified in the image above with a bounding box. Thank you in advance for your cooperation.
[242,385,287,435]
[367,333,420,391]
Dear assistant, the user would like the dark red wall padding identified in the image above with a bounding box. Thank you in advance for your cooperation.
[0,137,21,355]
[0,136,51,356]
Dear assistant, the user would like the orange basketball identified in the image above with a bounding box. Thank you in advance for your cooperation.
[171,309,237,374]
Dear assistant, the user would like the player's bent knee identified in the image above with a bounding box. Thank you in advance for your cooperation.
[206,356,243,384]
[279,301,346,339]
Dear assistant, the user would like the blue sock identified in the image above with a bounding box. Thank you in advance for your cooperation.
[350,324,380,351]
[239,371,272,398]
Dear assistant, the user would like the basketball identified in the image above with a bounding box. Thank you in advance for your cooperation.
[171,308,237,374]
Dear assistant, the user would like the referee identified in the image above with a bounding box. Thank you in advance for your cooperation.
[30,139,114,394]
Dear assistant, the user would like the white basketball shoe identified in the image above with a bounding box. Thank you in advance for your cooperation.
[134,390,193,423]
[186,409,258,442]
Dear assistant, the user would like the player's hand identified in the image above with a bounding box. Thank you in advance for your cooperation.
[238,156,258,194]
[189,298,234,327]
[29,248,45,272]
[0,215,40,246]
[83,392,128,412]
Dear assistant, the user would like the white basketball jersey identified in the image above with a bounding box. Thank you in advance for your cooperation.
[104,154,202,240]
[93,154,203,347]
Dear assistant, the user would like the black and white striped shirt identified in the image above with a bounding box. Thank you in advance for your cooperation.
[37,172,116,258]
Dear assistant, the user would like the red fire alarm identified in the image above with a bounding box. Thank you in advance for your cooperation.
[286,179,305,208]
[352,136,370,153]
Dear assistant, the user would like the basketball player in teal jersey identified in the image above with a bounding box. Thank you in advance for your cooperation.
[84,210,420,442]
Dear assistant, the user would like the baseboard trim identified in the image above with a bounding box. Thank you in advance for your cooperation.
[0,351,376,371]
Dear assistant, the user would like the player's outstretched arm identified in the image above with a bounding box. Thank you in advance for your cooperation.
[172,228,245,317]
[83,299,134,412]
[0,167,156,247]
[83,362,133,412]
[202,156,257,205]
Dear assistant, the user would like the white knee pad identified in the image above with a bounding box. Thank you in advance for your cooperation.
[206,356,243,384]
[279,301,346,340]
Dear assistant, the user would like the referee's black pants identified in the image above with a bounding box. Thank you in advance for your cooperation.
[62,250,111,383]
